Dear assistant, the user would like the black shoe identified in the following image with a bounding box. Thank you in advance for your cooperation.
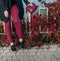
[11,45,17,51]
[19,42,25,49]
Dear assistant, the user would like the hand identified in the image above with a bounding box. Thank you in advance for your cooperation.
[4,10,9,18]
[27,3,33,6]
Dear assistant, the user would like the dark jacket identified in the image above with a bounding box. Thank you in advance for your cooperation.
[11,0,30,20]
[0,0,8,22]
[0,0,29,22]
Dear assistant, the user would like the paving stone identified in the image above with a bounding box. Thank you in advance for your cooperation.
[19,55,24,61]
[0,47,3,50]
[13,58,19,61]
[7,56,13,61]
[43,48,49,52]
[39,52,45,58]
[16,49,23,55]
[3,49,10,54]
[56,47,60,52]
[43,45,50,49]
[13,59,20,61]
[27,52,35,56]
[28,48,37,52]
[33,55,41,61]
[16,55,21,59]
[2,59,8,61]
[16,52,20,56]
[2,56,8,61]
[0,59,3,61]
[44,54,52,61]
[48,45,57,52]
[9,49,17,53]
[51,55,57,61]
[23,49,29,53]
[6,55,12,59]
[6,52,16,57]
[0,56,3,61]
[20,52,27,56]
[44,57,52,61]
[0,45,60,61]
[0,49,4,54]
[41,57,45,61]
[1,53,7,57]
[7,59,13,61]
[49,51,57,55]
[28,55,35,61]
[6,47,11,51]
[37,48,44,52]
[54,53,60,61]
[3,47,7,50]
[22,55,30,61]
[37,51,41,56]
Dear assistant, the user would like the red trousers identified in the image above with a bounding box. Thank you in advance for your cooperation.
[5,5,23,43]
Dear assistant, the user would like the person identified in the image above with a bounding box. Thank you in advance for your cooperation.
[0,0,33,51]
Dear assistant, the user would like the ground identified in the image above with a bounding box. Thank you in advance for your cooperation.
[0,44,60,61]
